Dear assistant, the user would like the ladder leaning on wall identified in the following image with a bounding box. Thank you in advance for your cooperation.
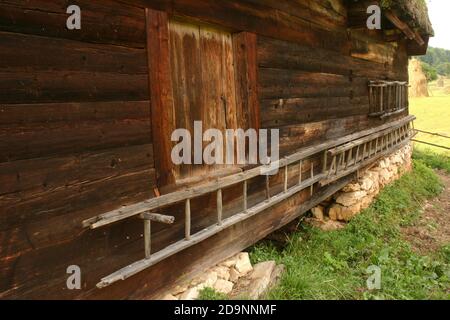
[82,115,416,288]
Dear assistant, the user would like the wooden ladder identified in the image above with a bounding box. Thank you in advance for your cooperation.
[82,116,416,288]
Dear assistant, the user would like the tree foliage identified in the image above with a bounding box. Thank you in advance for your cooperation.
[421,61,438,82]
[418,47,450,78]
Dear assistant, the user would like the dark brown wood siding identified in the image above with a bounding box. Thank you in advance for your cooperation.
[0,0,156,298]
[0,0,411,299]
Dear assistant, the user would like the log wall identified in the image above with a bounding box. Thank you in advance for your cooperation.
[0,0,411,299]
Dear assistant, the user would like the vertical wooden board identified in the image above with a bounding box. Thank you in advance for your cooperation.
[168,21,203,178]
[169,21,200,131]
[233,32,260,131]
[199,27,224,174]
[199,27,225,132]
[220,32,239,132]
[146,8,176,188]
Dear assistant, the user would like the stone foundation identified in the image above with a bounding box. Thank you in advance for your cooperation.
[160,252,284,300]
[310,143,413,225]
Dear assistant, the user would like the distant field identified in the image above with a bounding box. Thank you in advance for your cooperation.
[428,77,450,97]
[409,78,450,156]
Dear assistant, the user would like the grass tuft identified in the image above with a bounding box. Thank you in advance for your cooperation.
[198,287,229,300]
[413,148,450,173]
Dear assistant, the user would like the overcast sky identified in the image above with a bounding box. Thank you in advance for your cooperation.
[427,0,450,50]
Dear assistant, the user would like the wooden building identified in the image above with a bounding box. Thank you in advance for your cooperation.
[0,0,433,299]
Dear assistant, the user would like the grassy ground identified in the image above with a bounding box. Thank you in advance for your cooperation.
[409,78,450,156]
[248,155,449,300]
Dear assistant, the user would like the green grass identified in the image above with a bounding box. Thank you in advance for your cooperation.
[198,287,228,300]
[413,148,450,173]
[409,80,450,156]
[249,159,449,300]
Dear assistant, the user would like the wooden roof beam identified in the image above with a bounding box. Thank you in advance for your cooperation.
[384,10,425,46]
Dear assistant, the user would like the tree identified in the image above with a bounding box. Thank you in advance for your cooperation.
[437,63,450,77]
[421,62,438,82]
[418,47,450,76]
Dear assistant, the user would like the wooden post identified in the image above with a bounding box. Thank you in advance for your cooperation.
[284,165,288,192]
[355,145,360,165]
[185,199,191,240]
[329,156,337,177]
[217,189,223,226]
[339,152,345,169]
[387,85,391,112]
[144,219,151,259]
[322,151,328,174]
[146,8,176,187]
[380,86,384,113]
[310,163,314,196]
[243,180,248,212]
[396,83,400,110]
[265,175,270,200]
[346,148,352,169]
[298,160,303,184]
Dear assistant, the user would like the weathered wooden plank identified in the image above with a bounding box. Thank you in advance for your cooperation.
[0,144,154,197]
[198,23,237,151]
[309,0,347,30]
[257,35,400,79]
[168,20,201,179]
[276,115,371,155]
[0,101,150,125]
[0,0,146,47]
[385,10,425,46]
[350,30,398,65]
[146,8,176,187]
[0,118,151,162]
[144,219,151,258]
[260,96,370,127]
[127,0,350,53]
[347,0,379,29]
[0,31,147,74]
[233,32,260,131]
[0,71,149,104]
[0,169,156,231]
[259,68,368,100]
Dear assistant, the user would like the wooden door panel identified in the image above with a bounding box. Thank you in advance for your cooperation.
[169,20,238,180]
